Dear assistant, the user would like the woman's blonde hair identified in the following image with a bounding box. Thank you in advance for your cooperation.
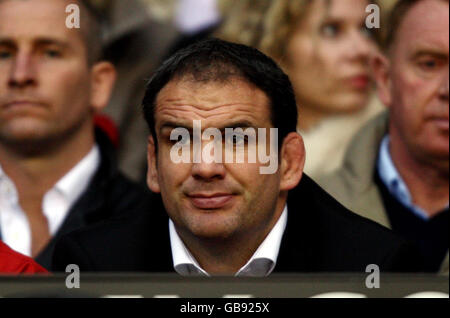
[215,0,314,61]
[216,0,381,63]
[259,0,313,61]
[215,0,273,48]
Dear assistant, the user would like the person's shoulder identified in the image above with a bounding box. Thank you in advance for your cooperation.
[287,176,421,271]
[96,167,160,218]
[61,207,163,247]
[52,207,170,272]
[109,172,154,201]
[0,241,48,274]
[91,126,156,214]
[294,175,402,243]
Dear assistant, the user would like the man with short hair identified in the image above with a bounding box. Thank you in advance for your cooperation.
[53,38,421,275]
[0,0,152,269]
[318,0,449,273]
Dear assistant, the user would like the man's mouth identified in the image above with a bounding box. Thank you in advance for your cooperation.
[2,100,47,110]
[429,116,449,131]
[187,193,235,209]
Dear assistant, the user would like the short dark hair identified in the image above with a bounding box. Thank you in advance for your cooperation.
[142,38,298,150]
[2,0,104,64]
[384,0,449,50]
[77,0,105,64]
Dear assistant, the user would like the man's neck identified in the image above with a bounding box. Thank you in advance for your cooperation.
[0,126,96,205]
[390,135,449,217]
[177,199,287,275]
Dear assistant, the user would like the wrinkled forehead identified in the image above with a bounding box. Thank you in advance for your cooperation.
[393,0,449,54]
[154,78,273,131]
[0,0,84,45]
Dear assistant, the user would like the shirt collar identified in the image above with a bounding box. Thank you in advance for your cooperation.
[0,145,100,204]
[42,145,100,234]
[169,205,288,277]
[52,145,100,205]
[377,136,442,220]
[0,145,100,237]
[0,165,6,178]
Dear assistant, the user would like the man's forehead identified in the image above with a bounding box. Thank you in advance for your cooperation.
[395,0,449,52]
[154,78,272,130]
[0,0,82,42]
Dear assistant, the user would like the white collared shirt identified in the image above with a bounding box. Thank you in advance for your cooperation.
[377,136,449,220]
[169,206,288,277]
[0,145,100,256]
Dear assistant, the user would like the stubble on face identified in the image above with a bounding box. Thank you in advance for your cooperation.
[0,0,94,155]
[152,78,283,244]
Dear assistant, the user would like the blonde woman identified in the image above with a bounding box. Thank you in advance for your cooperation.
[217,0,385,177]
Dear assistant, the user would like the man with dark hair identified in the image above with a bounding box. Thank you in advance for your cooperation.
[319,0,449,273]
[75,0,104,64]
[0,0,152,270]
[53,38,421,275]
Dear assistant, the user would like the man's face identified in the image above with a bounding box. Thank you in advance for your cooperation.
[0,0,99,147]
[147,78,293,242]
[381,0,449,168]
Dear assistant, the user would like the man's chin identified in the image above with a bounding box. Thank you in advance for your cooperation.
[190,229,236,242]
[185,216,239,241]
[0,128,59,155]
[417,147,450,172]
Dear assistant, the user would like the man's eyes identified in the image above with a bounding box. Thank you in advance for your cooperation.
[0,48,12,59]
[0,48,63,59]
[416,56,445,72]
[43,48,63,58]
[225,134,248,146]
[175,135,190,145]
[167,134,250,146]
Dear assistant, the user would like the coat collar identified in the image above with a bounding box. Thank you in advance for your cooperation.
[61,127,119,225]
[36,128,122,268]
[275,175,323,272]
[340,112,389,194]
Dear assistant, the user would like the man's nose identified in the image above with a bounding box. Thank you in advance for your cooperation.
[191,160,226,181]
[8,52,37,88]
[191,141,226,181]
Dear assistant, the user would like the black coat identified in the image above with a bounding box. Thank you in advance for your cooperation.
[34,129,154,270]
[52,175,422,273]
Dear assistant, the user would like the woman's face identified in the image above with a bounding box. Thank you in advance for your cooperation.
[285,0,377,118]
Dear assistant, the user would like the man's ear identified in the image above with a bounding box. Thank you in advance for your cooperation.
[147,135,161,193]
[279,132,305,191]
[90,61,117,112]
[371,52,392,108]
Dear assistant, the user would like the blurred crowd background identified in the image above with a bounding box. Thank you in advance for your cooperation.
[89,0,398,182]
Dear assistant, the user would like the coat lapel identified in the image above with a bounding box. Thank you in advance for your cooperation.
[274,176,320,272]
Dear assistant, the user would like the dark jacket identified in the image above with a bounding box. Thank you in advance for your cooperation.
[52,175,422,273]
[35,128,154,270]
[317,112,449,273]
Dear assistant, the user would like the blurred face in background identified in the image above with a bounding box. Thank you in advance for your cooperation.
[284,0,377,129]
[0,0,114,152]
[376,0,449,171]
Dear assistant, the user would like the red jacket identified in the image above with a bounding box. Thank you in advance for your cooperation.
[0,241,48,274]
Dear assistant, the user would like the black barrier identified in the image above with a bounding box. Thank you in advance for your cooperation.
[0,274,448,298]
